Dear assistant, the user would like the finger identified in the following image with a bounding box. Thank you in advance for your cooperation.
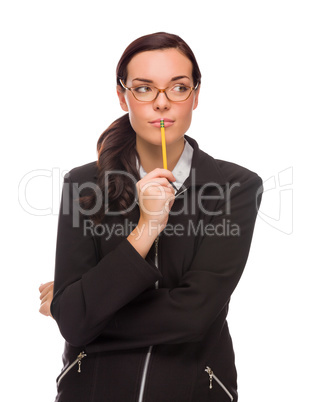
[39,283,54,300]
[39,302,54,319]
[39,281,54,292]
[163,187,176,194]
[139,178,174,193]
[139,177,171,187]
[140,187,175,199]
[39,301,52,317]
[39,281,53,291]
[143,168,176,182]
[40,292,51,304]
[165,193,176,208]
[39,283,53,300]
[40,295,47,305]
[151,186,175,195]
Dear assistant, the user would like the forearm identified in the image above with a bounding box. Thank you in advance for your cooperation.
[52,237,162,347]
[84,245,243,353]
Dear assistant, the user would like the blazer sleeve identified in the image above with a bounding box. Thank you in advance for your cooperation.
[50,171,162,347]
[84,172,263,352]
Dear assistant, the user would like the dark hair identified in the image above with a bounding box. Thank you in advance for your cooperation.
[80,32,202,225]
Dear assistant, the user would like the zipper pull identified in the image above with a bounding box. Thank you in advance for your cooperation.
[155,236,159,257]
[205,367,213,389]
[77,351,87,373]
[154,236,159,289]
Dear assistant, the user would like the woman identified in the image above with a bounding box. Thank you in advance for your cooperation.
[40,32,263,401]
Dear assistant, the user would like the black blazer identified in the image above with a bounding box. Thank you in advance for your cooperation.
[51,134,263,401]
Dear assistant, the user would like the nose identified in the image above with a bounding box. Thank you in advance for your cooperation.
[152,90,171,111]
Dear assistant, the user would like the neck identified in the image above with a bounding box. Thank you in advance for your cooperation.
[136,136,185,173]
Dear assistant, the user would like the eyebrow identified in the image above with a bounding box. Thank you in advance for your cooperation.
[132,75,191,84]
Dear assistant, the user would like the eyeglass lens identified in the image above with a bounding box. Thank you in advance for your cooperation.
[131,85,192,101]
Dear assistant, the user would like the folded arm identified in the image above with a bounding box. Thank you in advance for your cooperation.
[85,173,263,352]
[51,169,263,351]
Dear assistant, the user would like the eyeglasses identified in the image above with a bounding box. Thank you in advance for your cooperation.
[119,78,199,102]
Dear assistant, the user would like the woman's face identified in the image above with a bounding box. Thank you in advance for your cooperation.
[117,48,200,147]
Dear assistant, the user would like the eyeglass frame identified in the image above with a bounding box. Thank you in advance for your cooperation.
[118,78,199,102]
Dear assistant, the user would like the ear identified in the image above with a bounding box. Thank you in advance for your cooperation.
[193,85,200,110]
[117,85,128,112]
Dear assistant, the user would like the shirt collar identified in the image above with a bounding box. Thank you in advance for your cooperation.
[136,138,194,192]
[93,134,227,187]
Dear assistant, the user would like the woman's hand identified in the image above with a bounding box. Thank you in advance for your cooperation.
[39,281,54,318]
[136,168,176,235]
[126,168,176,258]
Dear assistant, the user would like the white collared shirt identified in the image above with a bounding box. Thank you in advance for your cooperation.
[136,138,194,193]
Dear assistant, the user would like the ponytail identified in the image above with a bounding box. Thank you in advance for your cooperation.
[79,113,140,225]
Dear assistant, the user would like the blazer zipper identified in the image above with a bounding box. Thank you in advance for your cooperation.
[137,187,188,402]
[138,236,159,402]
[205,366,234,401]
[57,351,87,388]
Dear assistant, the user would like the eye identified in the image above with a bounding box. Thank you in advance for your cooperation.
[171,84,189,93]
[133,85,153,94]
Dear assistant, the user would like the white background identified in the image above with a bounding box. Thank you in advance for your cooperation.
[1,1,309,401]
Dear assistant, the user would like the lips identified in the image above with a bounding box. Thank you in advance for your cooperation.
[149,118,175,128]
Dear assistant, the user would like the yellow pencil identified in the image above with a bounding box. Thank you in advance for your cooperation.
[160,119,168,169]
